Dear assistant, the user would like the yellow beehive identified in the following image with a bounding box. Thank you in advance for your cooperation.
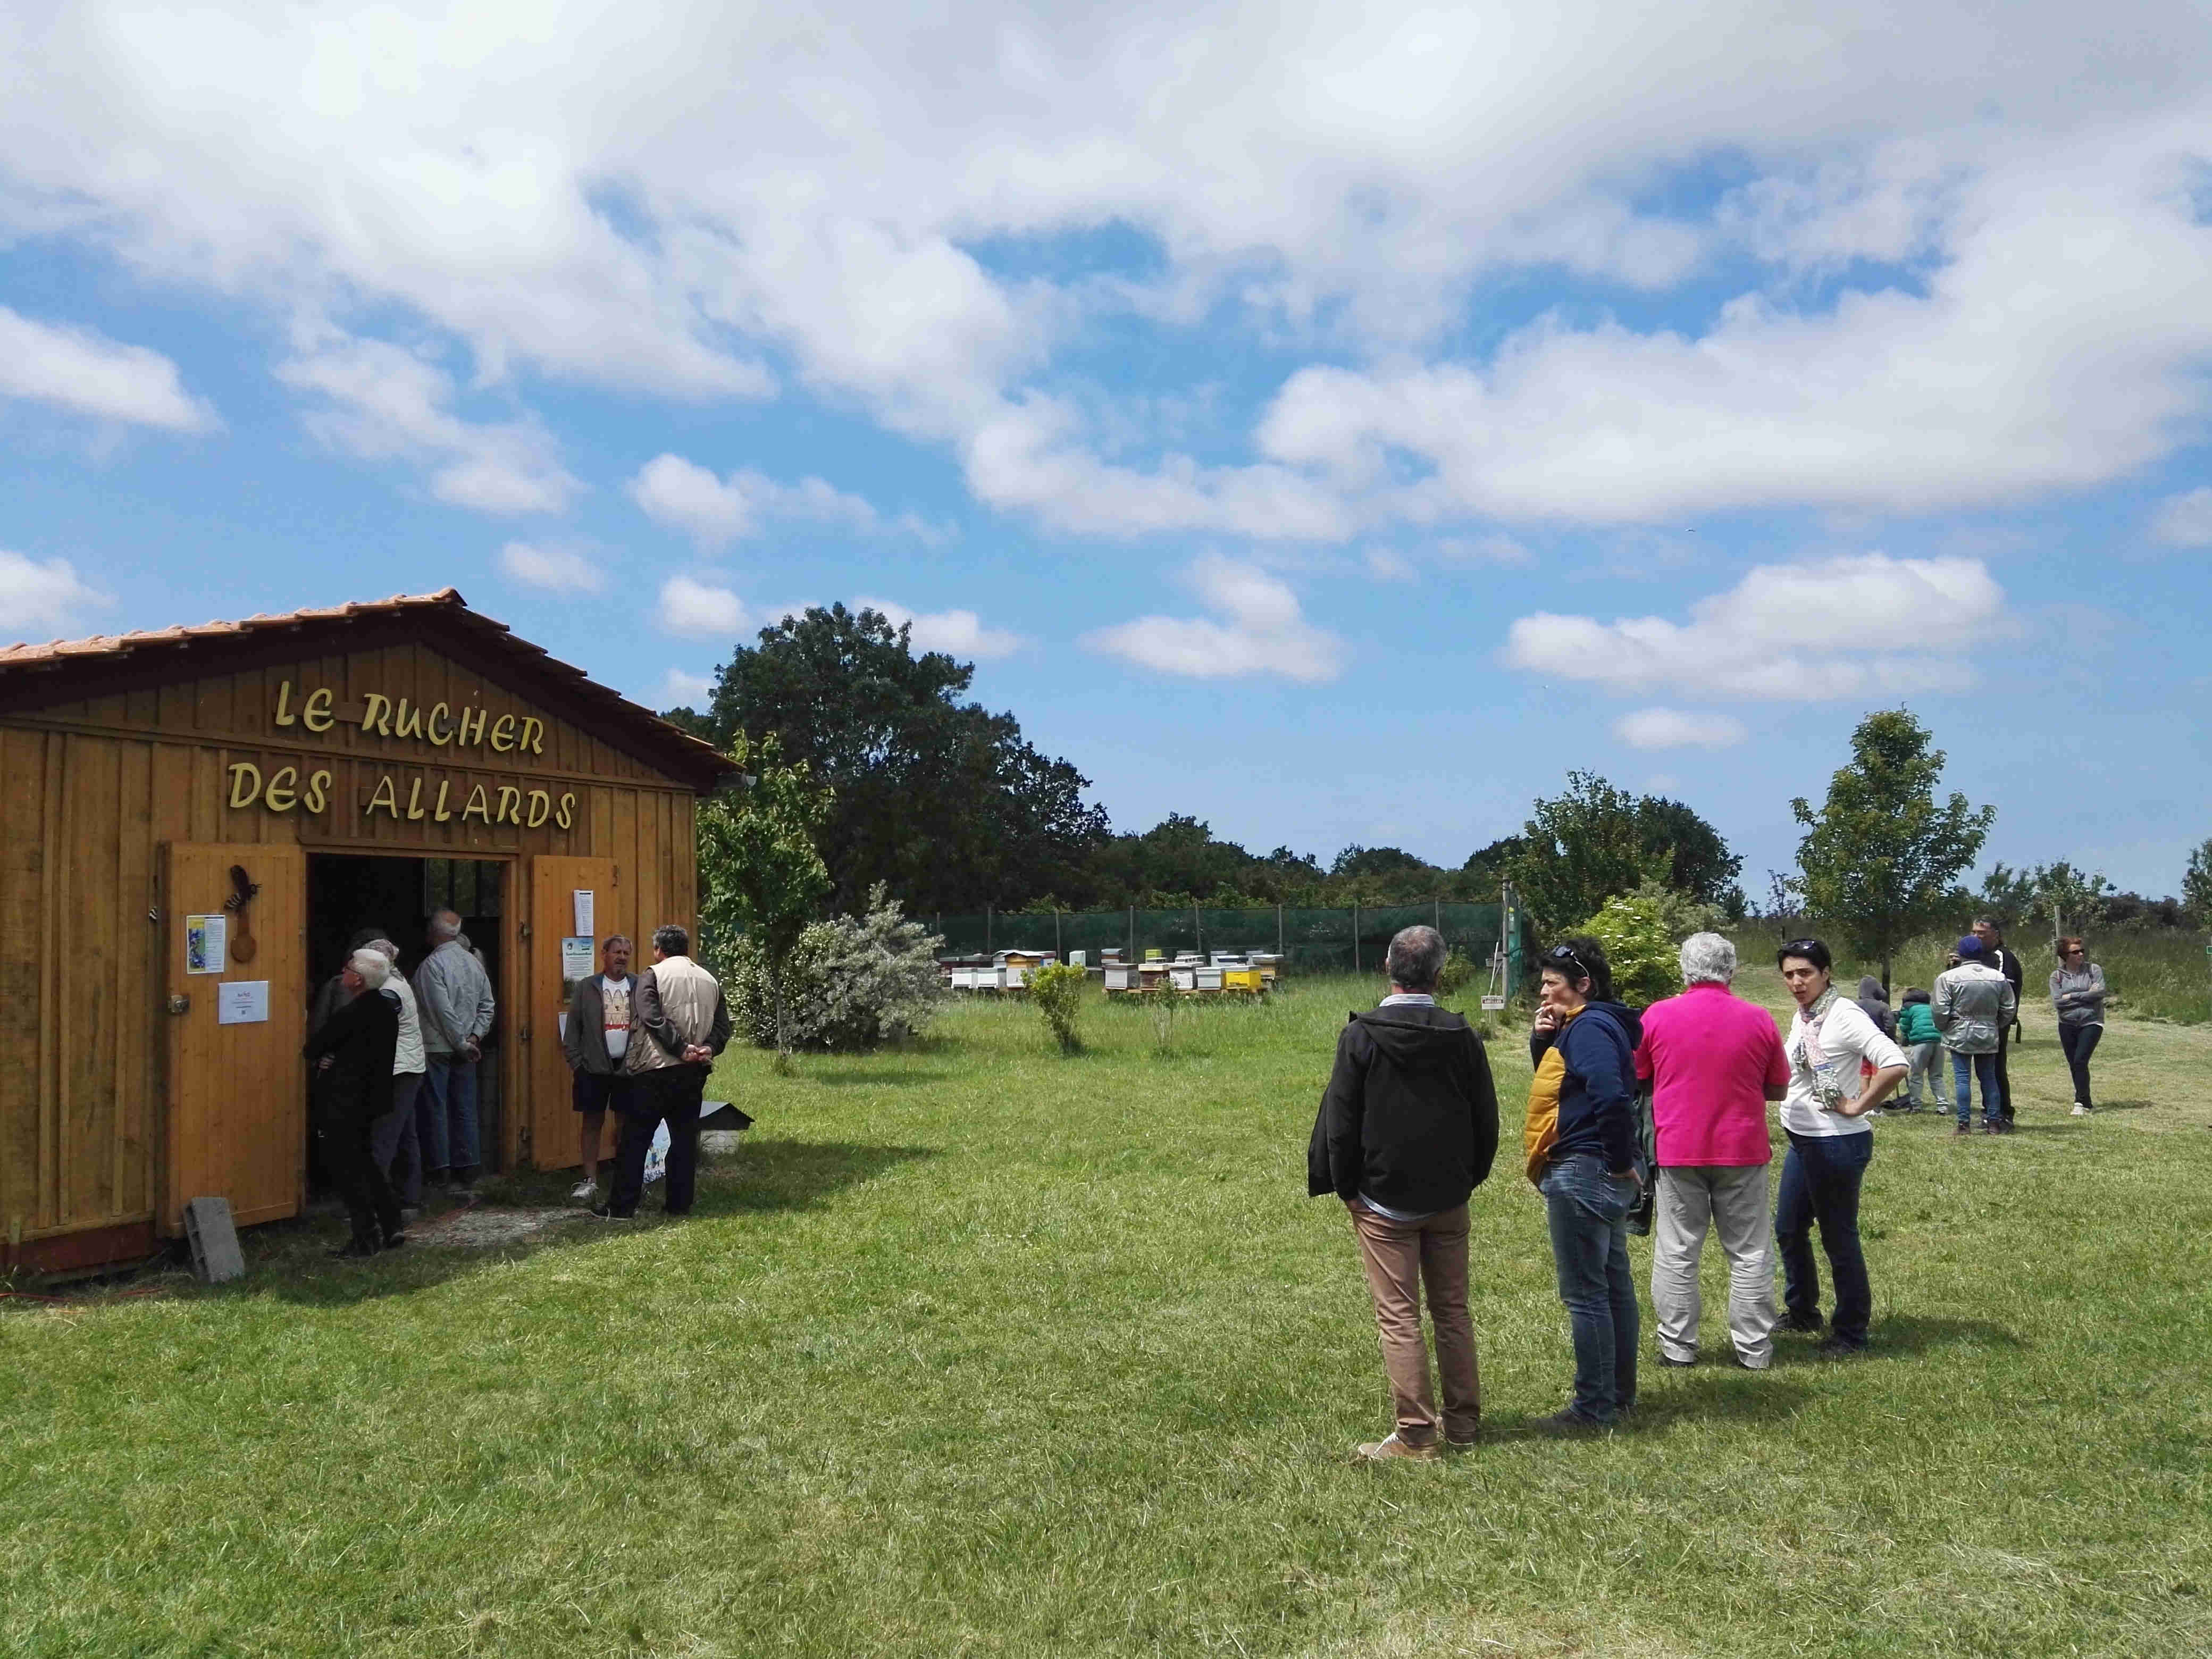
[1221,967,1265,993]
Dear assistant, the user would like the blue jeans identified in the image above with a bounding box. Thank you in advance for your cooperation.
[1774,1130,1872,1347]
[1540,1154,1640,1422]
[419,1056,481,1176]
[1950,1051,2001,1126]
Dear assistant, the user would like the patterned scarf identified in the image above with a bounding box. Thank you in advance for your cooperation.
[1789,985,1846,1109]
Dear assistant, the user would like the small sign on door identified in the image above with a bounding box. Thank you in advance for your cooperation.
[573,889,594,937]
[217,981,270,1024]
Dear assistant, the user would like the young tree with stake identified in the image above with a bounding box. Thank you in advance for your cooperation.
[697,733,832,1063]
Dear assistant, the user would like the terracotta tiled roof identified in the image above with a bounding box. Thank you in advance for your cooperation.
[0,586,733,789]
[0,589,468,665]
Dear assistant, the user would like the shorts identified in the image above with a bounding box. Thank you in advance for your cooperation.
[572,1070,640,1115]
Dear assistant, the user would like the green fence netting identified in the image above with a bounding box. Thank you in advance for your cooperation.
[923,903,1532,978]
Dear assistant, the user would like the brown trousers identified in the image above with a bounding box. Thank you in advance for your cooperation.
[1348,1202,1480,1446]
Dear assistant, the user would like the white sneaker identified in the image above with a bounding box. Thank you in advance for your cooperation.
[2070,1103,2089,1117]
[569,1179,597,1200]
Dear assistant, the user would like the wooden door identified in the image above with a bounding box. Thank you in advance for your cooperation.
[525,855,618,1170]
[161,842,308,1233]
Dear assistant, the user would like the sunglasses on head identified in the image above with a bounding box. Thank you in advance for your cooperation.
[1544,944,1588,979]
[1780,939,1823,958]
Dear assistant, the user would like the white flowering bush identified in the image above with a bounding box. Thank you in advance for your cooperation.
[728,884,944,1051]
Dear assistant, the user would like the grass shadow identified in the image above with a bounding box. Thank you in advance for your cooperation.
[1488,1372,1817,1439]
[2092,1099,2153,1112]
[251,1137,936,1308]
[1861,1314,2025,1356]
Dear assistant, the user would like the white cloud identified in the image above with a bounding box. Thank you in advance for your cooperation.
[0,306,217,432]
[6,4,2212,537]
[1612,707,1749,750]
[1363,549,1417,582]
[629,453,935,549]
[495,540,603,594]
[0,551,114,641]
[1505,554,2006,700]
[2149,486,2212,548]
[656,575,746,640]
[277,332,578,515]
[652,668,716,708]
[1085,556,1344,684]
[1436,534,1534,568]
[857,597,1023,660]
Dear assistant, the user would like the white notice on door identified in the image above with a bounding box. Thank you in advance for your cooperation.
[216,981,270,1025]
[573,889,594,937]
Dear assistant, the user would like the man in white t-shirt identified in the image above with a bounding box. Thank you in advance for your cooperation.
[561,935,639,1202]
[1775,937,1908,1358]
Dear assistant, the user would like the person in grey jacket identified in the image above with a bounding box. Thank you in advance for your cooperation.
[562,934,638,1201]
[2050,937,2109,1116]
[413,909,497,1195]
[1934,937,2016,1136]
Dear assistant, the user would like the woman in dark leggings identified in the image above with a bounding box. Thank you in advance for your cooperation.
[2050,937,2108,1117]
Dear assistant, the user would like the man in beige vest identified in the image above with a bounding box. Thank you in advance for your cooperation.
[594,924,732,1219]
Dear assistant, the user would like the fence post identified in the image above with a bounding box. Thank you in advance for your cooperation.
[1277,901,1284,958]
[986,904,993,953]
[1129,903,1135,962]
[1353,900,1360,974]
[1194,900,1202,957]
[1054,908,1062,960]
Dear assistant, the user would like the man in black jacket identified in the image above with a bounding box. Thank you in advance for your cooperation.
[1308,925,1500,1461]
[305,948,405,1258]
[1973,917,2027,1124]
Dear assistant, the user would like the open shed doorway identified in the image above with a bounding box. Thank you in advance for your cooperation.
[305,854,509,1185]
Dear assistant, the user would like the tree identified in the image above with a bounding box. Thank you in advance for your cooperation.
[1507,773,1666,929]
[2184,838,2212,926]
[1976,862,2037,929]
[2029,861,2114,945]
[697,732,832,1060]
[683,605,1109,914]
[1792,710,1995,991]
[1636,795,1745,911]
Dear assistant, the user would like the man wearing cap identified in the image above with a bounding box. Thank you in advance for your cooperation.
[1933,937,2016,1137]
[1971,917,2027,1123]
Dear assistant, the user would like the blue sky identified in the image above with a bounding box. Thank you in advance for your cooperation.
[2,1,2208,896]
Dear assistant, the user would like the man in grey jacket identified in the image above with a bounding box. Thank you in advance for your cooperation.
[413,909,497,1195]
[594,924,731,1221]
[562,934,638,1202]
[1934,936,2016,1137]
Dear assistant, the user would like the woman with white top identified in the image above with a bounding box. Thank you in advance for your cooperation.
[2050,937,2108,1116]
[1773,939,1908,1358]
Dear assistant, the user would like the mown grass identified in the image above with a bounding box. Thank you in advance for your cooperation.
[4,970,2209,1658]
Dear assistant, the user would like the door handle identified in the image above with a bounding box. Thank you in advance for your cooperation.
[167,994,191,1015]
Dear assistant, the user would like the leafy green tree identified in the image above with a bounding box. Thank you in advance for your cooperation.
[1792,710,1995,991]
[1508,772,1670,930]
[2029,861,2114,944]
[683,605,1108,914]
[1637,795,1746,911]
[2182,838,2212,926]
[1976,862,2037,929]
[697,732,832,1059]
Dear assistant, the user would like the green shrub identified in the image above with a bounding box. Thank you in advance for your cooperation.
[1436,949,1479,995]
[1576,887,1683,1008]
[727,884,945,1051]
[1029,961,1088,1053]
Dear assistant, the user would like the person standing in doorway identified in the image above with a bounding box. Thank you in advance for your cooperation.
[1935,936,2015,1136]
[2050,938,2109,1117]
[1972,917,2026,1122]
[1525,938,1644,1427]
[1774,939,1908,1358]
[596,925,731,1221]
[1308,925,1499,1462]
[563,934,639,1202]
[414,908,496,1197]
[1633,933,1789,1372]
[304,948,406,1258]
[366,938,427,1210]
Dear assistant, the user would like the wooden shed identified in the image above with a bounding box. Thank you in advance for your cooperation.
[0,589,733,1274]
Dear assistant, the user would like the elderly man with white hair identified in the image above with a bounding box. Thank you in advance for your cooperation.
[304,946,408,1258]
[1630,932,1790,1370]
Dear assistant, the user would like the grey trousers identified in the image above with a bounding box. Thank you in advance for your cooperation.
[1652,1164,1776,1368]
[373,1072,426,1206]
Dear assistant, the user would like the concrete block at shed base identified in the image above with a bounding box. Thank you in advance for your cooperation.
[183,1196,246,1284]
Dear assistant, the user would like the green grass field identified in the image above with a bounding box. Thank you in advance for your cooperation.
[6,968,2209,1657]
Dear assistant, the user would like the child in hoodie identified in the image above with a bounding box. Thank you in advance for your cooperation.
[1893,988,1948,1113]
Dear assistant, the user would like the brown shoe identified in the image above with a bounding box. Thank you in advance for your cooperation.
[1355,1432,1440,1462]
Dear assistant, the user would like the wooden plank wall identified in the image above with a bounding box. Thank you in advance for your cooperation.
[0,639,704,1244]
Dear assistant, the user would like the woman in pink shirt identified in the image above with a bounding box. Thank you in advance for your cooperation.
[1632,933,1790,1370]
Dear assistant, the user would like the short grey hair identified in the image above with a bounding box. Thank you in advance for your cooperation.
[1679,932,1736,986]
[652,924,690,958]
[1385,925,1446,993]
[429,909,462,941]
[367,938,400,962]
[347,948,391,988]
[601,933,633,952]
